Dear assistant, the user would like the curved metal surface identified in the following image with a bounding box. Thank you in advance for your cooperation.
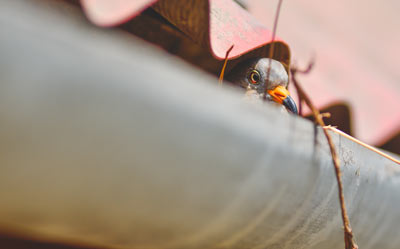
[0,1,399,249]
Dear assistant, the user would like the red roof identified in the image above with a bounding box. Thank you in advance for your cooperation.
[80,0,289,61]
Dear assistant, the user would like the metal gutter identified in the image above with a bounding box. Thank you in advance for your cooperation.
[0,1,399,249]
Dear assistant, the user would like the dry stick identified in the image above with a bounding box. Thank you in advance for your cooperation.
[264,0,283,100]
[298,93,303,116]
[290,64,358,249]
[327,126,400,165]
[219,45,234,85]
[264,2,357,246]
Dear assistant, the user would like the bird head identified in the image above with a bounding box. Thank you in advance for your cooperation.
[226,58,298,114]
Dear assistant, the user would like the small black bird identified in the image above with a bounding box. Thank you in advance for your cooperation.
[226,58,298,114]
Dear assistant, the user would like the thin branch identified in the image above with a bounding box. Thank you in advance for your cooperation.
[290,64,358,249]
[219,45,234,85]
[326,126,400,165]
[264,0,283,100]
[298,93,303,116]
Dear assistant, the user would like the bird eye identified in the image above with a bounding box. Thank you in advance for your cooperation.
[249,70,260,84]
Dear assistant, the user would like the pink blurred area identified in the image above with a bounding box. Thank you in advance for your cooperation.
[248,0,400,145]
[81,0,157,26]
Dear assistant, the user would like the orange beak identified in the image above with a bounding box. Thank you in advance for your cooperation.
[267,86,298,114]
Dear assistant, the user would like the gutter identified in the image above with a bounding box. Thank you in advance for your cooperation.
[0,1,399,248]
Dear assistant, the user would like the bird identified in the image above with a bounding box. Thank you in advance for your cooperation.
[226,58,298,114]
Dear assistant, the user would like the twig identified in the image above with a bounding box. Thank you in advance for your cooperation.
[326,126,400,165]
[264,0,283,100]
[219,45,234,85]
[298,93,303,116]
[290,63,358,249]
